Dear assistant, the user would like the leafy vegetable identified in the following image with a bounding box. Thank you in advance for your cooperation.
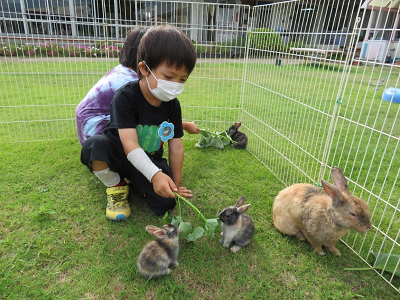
[344,251,400,277]
[186,227,205,242]
[195,129,235,149]
[178,222,193,240]
[163,193,220,242]
[371,251,400,277]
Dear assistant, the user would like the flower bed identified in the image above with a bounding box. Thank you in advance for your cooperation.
[0,42,122,58]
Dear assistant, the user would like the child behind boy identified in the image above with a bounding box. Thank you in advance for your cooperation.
[80,25,197,220]
[75,26,199,146]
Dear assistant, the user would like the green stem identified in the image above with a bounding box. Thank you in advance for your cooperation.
[175,196,182,220]
[174,192,207,223]
[222,130,236,143]
[344,267,374,271]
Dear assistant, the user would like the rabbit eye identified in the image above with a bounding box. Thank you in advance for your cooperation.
[350,212,356,217]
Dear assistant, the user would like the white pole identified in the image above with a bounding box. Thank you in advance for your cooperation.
[68,0,77,37]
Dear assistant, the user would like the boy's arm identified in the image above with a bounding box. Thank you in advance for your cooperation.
[168,138,193,198]
[119,128,177,198]
[182,121,200,134]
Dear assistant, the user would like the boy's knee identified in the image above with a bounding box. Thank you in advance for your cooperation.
[147,195,176,216]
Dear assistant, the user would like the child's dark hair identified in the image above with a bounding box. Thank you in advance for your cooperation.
[137,25,197,78]
[119,26,148,69]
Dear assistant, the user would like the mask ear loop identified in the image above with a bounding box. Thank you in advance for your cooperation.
[142,61,158,82]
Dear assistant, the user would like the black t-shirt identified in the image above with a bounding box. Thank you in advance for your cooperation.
[106,80,183,156]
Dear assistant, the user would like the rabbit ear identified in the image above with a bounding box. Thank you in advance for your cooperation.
[146,225,161,235]
[331,167,350,193]
[152,229,166,239]
[238,204,251,214]
[235,122,242,128]
[235,196,246,207]
[321,180,347,207]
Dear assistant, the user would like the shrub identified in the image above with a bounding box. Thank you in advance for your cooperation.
[248,28,290,53]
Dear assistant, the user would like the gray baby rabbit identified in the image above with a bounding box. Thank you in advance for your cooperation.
[137,224,179,278]
[273,166,372,255]
[228,122,248,149]
[219,196,255,253]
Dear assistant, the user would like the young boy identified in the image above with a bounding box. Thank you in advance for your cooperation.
[76,27,199,146]
[80,25,197,220]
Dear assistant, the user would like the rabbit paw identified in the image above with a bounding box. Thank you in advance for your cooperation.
[231,245,241,253]
[295,231,306,241]
[327,246,341,256]
[315,248,326,255]
[170,261,179,267]
[221,238,230,248]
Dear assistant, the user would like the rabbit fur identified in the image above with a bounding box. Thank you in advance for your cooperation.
[137,224,179,278]
[228,122,248,149]
[219,196,255,253]
[273,167,372,255]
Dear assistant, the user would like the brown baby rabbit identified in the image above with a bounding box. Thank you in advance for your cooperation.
[137,224,179,279]
[273,167,372,255]
[219,196,255,253]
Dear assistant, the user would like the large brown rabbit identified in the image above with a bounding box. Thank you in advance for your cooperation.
[273,167,372,255]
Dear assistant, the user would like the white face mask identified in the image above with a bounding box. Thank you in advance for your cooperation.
[143,61,185,102]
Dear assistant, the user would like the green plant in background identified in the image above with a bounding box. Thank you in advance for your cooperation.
[215,37,247,57]
[163,192,219,242]
[247,28,305,54]
[195,129,235,149]
[191,40,208,54]
[1,43,22,55]
[22,43,38,52]
[92,40,115,48]
[248,28,285,52]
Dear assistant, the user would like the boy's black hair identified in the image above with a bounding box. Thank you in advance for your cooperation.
[137,25,197,77]
[119,26,148,69]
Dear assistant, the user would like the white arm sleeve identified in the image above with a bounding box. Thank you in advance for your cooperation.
[127,148,161,182]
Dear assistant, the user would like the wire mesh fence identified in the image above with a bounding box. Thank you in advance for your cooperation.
[0,0,249,141]
[0,0,399,292]
[244,0,399,291]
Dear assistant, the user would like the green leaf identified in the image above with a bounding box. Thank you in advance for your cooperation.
[195,129,235,149]
[186,227,205,242]
[344,252,400,277]
[371,251,400,277]
[205,218,219,235]
[178,222,193,239]
[210,136,224,149]
[170,216,182,227]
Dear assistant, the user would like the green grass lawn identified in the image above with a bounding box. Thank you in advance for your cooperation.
[1,59,399,297]
[1,139,399,299]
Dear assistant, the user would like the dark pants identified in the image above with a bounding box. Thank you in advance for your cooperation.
[80,133,176,216]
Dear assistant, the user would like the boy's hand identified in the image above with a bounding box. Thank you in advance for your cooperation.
[151,171,178,199]
[184,122,200,134]
[177,186,193,198]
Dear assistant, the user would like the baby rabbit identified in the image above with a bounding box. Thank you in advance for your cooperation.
[273,167,372,255]
[219,196,255,253]
[137,224,179,279]
[228,122,248,149]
